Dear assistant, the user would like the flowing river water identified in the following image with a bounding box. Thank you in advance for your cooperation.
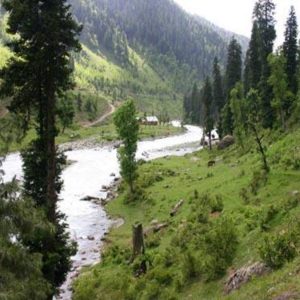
[2,123,204,299]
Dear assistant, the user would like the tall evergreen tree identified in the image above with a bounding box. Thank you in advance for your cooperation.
[212,57,224,121]
[202,77,214,150]
[0,0,81,297]
[244,21,262,94]
[283,6,298,95]
[225,37,242,99]
[222,38,242,135]
[253,0,276,128]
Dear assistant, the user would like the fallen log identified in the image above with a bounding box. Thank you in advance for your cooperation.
[144,222,168,236]
[170,199,184,217]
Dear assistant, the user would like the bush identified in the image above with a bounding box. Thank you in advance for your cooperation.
[260,205,279,231]
[181,251,201,280]
[202,217,238,280]
[259,230,298,269]
[281,148,300,170]
[250,170,268,195]
[210,194,224,213]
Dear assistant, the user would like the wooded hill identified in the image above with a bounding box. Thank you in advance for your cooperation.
[1,0,248,117]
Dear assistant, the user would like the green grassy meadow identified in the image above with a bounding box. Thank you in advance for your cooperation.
[73,127,300,300]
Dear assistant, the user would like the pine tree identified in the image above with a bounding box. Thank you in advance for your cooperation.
[0,0,81,297]
[244,21,261,94]
[253,0,277,128]
[212,57,224,121]
[225,37,242,99]
[202,77,214,150]
[283,6,298,95]
[0,159,49,298]
[222,38,242,135]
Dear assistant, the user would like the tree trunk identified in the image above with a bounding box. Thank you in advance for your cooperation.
[280,107,286,132]
[250,124,269,173]
[208,131,212,150]
[46,88,57,223]
[132,223,145,259]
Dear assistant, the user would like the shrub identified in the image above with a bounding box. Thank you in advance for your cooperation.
[181,251,201,280]
[210,194,224,213]
[250,170,268,195]
[260,205,279,231]
[281,148,300,170]
[259,230,298,269]
[202,217,238,280]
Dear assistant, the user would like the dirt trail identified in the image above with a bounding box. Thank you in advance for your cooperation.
[83,103,115,128]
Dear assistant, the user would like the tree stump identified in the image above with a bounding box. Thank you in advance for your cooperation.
[132,223,145,259]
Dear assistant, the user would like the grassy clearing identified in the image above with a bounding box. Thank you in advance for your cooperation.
[73,127,300,300]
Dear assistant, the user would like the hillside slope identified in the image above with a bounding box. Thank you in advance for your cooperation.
[70,0,248,94]
[73,127,300,300]
[0,0,248,117]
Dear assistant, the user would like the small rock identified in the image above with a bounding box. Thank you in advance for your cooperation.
[110,173,116,177]
[150,219,159,225]
[81,196,99,202]
[87,235,95,241]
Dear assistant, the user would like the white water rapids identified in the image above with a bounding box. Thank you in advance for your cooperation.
[2,123,204,299]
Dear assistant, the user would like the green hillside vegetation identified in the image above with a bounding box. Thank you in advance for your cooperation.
[73,126,300,300]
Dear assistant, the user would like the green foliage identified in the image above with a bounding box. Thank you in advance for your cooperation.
[202,217,238,280]
[230,82,247,148]
[259,223,300,269]
[225,38,242,100]
[57,95,75,133]
[114,100,139,197]
[0,0,81,296]
[253,0,277,128]
[283,6,298,95]
[244,21,261,94]
[0,166,50,299]
[268,53,291,130]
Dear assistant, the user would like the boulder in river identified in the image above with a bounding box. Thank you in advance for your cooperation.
[81,196,99,202]
[87,235,95,241]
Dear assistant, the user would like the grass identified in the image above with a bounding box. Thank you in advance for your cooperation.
[73,127,300,300]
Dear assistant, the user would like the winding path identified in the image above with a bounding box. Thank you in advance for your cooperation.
[83,103,115,128]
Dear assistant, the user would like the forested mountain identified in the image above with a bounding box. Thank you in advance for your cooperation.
[0,0,248,115]
[69,0,248,94]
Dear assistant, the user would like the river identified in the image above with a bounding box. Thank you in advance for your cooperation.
[2,123,203,299]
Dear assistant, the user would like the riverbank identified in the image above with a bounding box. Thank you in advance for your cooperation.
[0,121,185,154]
[72,128,300,300]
